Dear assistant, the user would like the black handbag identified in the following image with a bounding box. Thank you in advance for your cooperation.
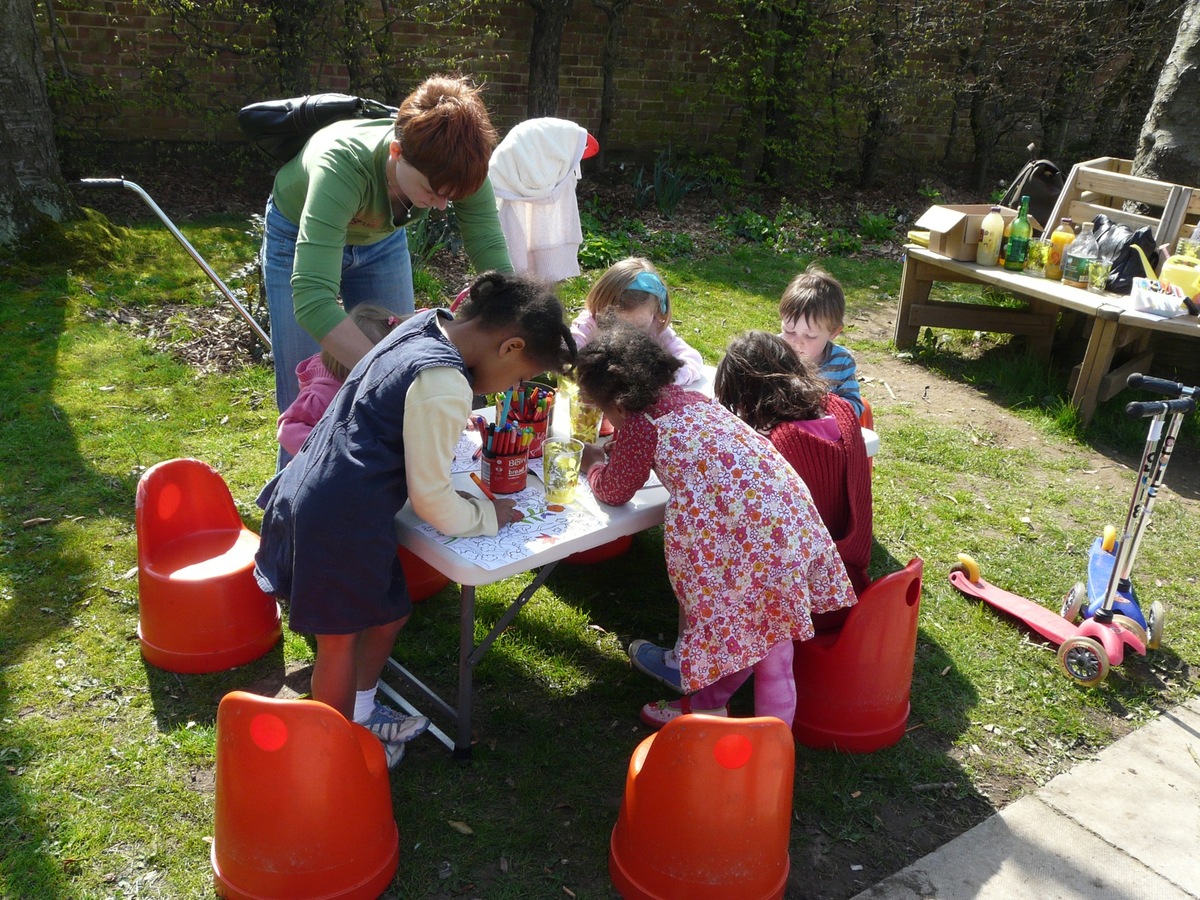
[237,93,397,164]
[1092,214,1159,294]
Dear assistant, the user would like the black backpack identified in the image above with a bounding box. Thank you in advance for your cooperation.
[1000,158,1065,230]
[237,93,398,164]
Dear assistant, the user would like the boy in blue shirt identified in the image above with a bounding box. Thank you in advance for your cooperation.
[779,263,864,417]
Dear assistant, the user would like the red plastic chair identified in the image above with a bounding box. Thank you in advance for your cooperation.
[564,534,633,565]
[135,458,280,673]
[609,715,794,900]
[859,398,875,474]
[397,546,450,602]
[212,691,400,899]
[792,557,923,753]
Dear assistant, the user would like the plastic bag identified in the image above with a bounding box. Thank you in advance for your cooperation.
[1091,214,1158,294]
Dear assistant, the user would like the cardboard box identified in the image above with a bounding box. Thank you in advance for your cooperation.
[915,204,1041,261]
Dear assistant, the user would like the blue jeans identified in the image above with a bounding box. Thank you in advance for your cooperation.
[262,197,415,422]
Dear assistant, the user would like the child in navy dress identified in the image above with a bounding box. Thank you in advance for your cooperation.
[255,272,576,766]
[575,323,855,729]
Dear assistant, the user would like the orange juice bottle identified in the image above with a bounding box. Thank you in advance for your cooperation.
[997,218,1014,267]
[1047,218,1075,281]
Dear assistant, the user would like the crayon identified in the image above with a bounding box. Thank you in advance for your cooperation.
[469,471,497,501]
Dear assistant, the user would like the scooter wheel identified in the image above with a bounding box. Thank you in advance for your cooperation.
[951,553,981,583]
[1101,525,1118,554]
[1147,601,1165,651]
[1060,582,1086,622]
[1110,614,1148,647]
[1058,636,1109,686]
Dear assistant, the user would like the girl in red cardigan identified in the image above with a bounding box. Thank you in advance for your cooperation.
[714,330,873,596]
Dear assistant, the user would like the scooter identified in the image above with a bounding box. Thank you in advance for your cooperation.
[950,373,1196,686]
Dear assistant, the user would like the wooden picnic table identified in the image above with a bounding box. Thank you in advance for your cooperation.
[894,245,1134,425]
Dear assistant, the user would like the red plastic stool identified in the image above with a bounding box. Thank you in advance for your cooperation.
[135,459,281,673]
[212,691,399,899]
[397,546,450,602]
[564,534,633,565]
[792,557,922,752]
[609,714,794,899]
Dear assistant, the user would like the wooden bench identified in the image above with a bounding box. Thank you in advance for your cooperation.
[894,158,1200,425]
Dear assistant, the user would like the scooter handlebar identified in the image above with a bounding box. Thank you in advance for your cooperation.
[1126,372,1197,398]
[1125,397,1196,419]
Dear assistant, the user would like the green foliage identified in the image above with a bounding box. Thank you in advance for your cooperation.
[406,211,448,272]
[918,182,943,200]
[857,209,896,242]
[579,211,634,269]
[715,203,863,257]
[651,148,702,218]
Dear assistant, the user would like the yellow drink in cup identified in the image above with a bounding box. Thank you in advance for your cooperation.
[542,439,584,504]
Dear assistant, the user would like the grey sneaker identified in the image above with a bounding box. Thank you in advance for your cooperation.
[383,740,407,770]
[628,639,684,693]
[360,703,430,745]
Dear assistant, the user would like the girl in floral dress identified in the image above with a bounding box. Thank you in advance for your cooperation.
[576,323,856,728]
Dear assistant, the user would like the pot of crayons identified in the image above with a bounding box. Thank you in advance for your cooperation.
[504,382,555,458]
[479,420,533,494]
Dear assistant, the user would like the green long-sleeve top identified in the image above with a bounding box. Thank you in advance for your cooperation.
[271,117,512,342]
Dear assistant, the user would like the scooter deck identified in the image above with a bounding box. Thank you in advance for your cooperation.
[949,570,1076,646]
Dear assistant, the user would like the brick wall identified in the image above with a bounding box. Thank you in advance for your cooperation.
[41,0,739,164]
[39,1,1136,182]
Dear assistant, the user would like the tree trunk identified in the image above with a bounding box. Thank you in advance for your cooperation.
[1132,0,1200,186]
[527,0,574,118]
[0,0,80,245]
[591,0,630,172]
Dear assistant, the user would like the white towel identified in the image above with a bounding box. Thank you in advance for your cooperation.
[489,118,588,282]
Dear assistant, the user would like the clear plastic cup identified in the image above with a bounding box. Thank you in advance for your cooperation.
[541,439,584,504]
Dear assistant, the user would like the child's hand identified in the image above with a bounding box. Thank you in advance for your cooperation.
[581,442,607,471]
[493,498,523,527]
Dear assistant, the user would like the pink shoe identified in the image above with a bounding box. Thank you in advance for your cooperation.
[639,696,728,730]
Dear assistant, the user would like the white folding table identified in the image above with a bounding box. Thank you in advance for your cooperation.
[389,471,669,759]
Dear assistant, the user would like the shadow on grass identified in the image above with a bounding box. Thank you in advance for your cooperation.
[379,532,990,898]
[0,272,140,894]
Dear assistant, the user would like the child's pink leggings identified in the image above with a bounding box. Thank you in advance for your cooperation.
[691,640,796,727]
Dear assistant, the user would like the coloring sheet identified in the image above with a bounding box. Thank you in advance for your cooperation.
[451,428,482,474]
[413,481,605,570]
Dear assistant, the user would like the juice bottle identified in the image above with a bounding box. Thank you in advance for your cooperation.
[1046,218,1075,281]
[1003,195,1032,271]
[997,218,1014,267]
[975,206,1005,266]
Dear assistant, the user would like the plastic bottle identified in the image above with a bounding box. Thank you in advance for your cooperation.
[975,206,1005,266]
[1003,195,1032,271]
[1047,218,1075,281]
[997,218,1014,267]
[1061,221,1099,289]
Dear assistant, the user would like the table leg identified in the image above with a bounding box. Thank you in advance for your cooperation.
[383,563,560,761]
[1070,308,1122,427]
[455,584,476,760]
[894,253,934,349]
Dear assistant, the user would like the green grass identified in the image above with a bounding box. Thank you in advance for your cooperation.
[1,213,1198,898]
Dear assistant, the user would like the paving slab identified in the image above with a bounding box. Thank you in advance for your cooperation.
[853,697,1200,900]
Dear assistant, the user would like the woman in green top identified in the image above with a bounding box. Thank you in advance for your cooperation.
[262,74,513,461]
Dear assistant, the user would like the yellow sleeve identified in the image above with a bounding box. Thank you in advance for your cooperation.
[403,366,499,536]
